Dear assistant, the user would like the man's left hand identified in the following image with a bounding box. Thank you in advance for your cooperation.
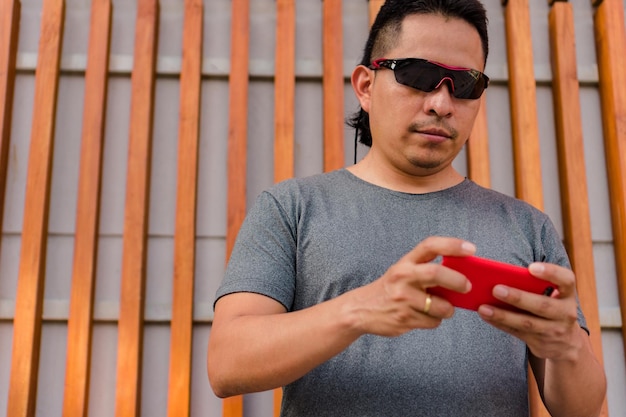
[477,262,583,360]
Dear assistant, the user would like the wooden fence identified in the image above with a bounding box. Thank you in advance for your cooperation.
[0,0,624,416]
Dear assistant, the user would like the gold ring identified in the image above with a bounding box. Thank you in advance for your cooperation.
[423,294,432,314]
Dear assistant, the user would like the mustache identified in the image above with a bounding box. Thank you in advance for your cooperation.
[408,120,458,140]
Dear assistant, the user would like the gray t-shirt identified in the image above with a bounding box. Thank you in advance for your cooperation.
[215,169,587,417]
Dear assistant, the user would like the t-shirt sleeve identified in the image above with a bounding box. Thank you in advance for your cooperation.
[214,189,297,311]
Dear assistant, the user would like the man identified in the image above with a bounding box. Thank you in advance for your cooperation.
[208,1,607,416]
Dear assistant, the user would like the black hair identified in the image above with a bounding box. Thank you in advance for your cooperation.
[347,0,489,149]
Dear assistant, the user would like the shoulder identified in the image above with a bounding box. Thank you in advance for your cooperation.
[462,181,547,217]
[456,181,557,242]
[244,170,352,222]
[261,169,353,203]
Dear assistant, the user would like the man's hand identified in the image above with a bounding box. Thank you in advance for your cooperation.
[345,236,475,337]
[476,263,606,417]
[476,262,582,360]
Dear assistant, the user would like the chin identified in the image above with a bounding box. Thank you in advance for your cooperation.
[407,157,444,171]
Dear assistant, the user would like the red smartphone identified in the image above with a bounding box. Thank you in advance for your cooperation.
[428,255,556,311]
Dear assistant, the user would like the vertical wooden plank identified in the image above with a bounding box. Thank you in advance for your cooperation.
[502,0,544,210]
[225,0,249,260]
[272,389,283,417]
[274,0,295,184]
[0,0,20,250]
[368,0,384,27]
[114,1,158,416]
[467,98,491,188]
[548,4,608,415]
[6,1,65,416]
[167,1,203,416]
[223,0,249,416]
[502,1,546,416]
[322,0,344,172]
[593,0,626,364]
[273,0,295,413]
[62,1,112,416]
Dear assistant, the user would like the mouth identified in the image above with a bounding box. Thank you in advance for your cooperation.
[408,120,458,142]
[414,127,453,142]
[419,127,451,137]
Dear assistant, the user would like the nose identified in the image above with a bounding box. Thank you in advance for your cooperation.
[434,77,455,95]
[424,79,454,117]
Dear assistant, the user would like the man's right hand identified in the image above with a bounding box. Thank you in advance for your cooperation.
[344,236,475,336]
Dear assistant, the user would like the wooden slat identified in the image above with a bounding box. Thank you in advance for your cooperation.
[114,1,158,416]
[503,0,544,210]
[274,0,295,184]
[225,0,249,261]
[548,4,608,415]
[6,1,65,416]
[166,1,203,416]
[273,389,282,417]
[0,0,20,252]
[272,0,295,413]
[593,0,626,364]
[62,1,112,416]
[223,0,249,415]
[368,0,384,27]
[322,0,344,172]
[549,0,603,363]
[221,392,244,415]
[467,97,491,188]
[502,1,547,416]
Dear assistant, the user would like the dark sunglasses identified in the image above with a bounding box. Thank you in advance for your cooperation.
[369,58,489,99]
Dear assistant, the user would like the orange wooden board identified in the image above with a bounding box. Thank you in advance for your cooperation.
[63,1,112,416]
[114,1,158,415]
[167,1,203,416]
[594,0,626,367]
[7,1,64,416]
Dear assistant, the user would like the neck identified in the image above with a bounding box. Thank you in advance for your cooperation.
[347,155,465,194]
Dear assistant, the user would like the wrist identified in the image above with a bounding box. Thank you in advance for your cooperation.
[336,291,370,337]
[549,327,586,364]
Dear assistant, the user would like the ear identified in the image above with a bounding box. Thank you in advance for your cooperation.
[351,65,373,113]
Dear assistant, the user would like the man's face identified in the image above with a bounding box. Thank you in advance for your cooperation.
[356,13,485,179]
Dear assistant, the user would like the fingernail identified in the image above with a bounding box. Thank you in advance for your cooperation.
[529,263,544,274]
[462,242,476,253]
[494,285,508,298]
[479,305,494,317]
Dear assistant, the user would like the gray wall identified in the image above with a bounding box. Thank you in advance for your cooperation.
[0,0,624,416]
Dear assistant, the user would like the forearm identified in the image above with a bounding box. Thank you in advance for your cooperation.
[208,237,474,398]
[207,295,362,398]
[532,328,606,417]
